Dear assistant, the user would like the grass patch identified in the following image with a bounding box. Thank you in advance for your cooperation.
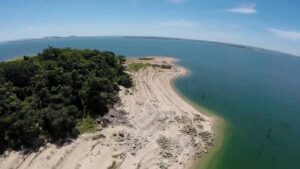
[76,117,97,134]
[127,63,152,72]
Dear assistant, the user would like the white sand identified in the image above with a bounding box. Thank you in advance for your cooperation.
[0,57,215,169]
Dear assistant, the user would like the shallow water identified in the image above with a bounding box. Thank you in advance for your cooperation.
[1,37,300,169]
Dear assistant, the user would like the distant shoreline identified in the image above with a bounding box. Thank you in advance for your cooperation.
[0,36,298,57]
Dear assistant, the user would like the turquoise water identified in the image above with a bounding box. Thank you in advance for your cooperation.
[1,37,300,169]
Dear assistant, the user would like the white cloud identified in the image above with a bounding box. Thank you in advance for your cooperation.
[227,4,257,14]
[159,19,197,28]
[168,0,188,5]
[268,28,300,41]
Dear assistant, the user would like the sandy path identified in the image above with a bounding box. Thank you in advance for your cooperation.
[0,57,214,169]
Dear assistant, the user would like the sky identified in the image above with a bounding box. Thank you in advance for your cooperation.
[0,0,300,56]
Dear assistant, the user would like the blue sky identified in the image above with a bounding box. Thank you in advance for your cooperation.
[1,0,300,55]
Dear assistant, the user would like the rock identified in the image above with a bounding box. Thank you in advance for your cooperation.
[181,125,197,136]
[113,130,130,142]
[193,114,206,122]
[102,109,131,127]
[157,136,181,160]
[92,134,106,140]
[162,152,173,158]
[199,131,214,145]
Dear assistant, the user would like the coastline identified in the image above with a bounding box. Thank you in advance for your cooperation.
[169,63,227,169]
[0,57,217,169]
[125,57,218,168]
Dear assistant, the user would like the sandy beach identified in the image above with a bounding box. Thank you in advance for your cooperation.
[0,57,215,169]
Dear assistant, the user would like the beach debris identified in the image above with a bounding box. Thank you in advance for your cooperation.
[181,125,198,137]
[175,115,191,124]
[193,114,206,122]
[112,130,130,143]
[102,109,131,127]
[157,136,182,160]
[158,161,168,169]
[112,152,126,159]
[92,134,106,140]
[199,131,214,146]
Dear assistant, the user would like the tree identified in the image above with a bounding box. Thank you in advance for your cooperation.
[0,47,132,153]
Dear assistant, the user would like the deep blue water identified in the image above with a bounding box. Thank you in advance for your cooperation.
[1,37,300,169]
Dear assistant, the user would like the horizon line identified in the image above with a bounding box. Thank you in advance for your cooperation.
[0,35,298,57]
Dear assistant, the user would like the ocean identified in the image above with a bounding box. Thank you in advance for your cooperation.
[1,36,299,169]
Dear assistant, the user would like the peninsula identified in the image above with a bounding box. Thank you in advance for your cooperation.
[0,53,215,169]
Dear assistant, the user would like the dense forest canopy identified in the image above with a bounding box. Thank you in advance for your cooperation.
[0,47,132,153]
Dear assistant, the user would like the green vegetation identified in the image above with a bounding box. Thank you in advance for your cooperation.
[75,117,97,134]
[128,63,151,72]
[138,57,154,60]
[0,47,132,153]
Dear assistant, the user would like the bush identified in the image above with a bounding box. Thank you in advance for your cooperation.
[76,117,97,134]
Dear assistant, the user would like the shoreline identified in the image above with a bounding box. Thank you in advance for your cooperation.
[0,57,218,169]
[126,57,219,168]
[169,67,227,169]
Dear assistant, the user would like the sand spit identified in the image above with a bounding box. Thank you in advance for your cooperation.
[0,57,215,169]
